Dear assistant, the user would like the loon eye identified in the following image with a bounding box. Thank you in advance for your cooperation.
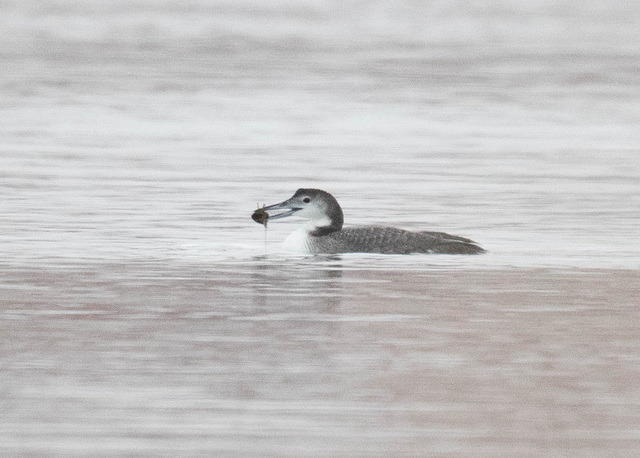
[303,197,311,203]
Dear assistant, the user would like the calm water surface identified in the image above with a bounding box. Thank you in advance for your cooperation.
[2,1,640,456]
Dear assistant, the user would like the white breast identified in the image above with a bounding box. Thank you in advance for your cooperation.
[282,227,311,252]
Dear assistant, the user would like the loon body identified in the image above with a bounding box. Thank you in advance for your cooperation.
[259,189,485,255]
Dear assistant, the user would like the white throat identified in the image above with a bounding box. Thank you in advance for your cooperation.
[306,216,333,232]
[282,217,333,252]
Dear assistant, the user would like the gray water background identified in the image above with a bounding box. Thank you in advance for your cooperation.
[2,1,640,456]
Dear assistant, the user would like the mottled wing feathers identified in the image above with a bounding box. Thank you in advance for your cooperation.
[418,231,477,244]
[310,226,484,255]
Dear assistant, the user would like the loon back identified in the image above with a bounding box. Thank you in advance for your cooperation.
[306,226,485,255]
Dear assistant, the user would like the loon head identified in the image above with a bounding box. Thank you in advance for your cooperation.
[263,188,344,235]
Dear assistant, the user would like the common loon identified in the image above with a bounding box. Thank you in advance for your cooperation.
[256,188,485,255]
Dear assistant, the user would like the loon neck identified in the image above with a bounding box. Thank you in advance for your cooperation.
[306,209,343,237]
[310,224,340,237]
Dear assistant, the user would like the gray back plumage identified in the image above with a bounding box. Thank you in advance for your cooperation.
[308,226,485,255]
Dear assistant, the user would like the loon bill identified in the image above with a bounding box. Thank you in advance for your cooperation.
[253,188,485,255]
